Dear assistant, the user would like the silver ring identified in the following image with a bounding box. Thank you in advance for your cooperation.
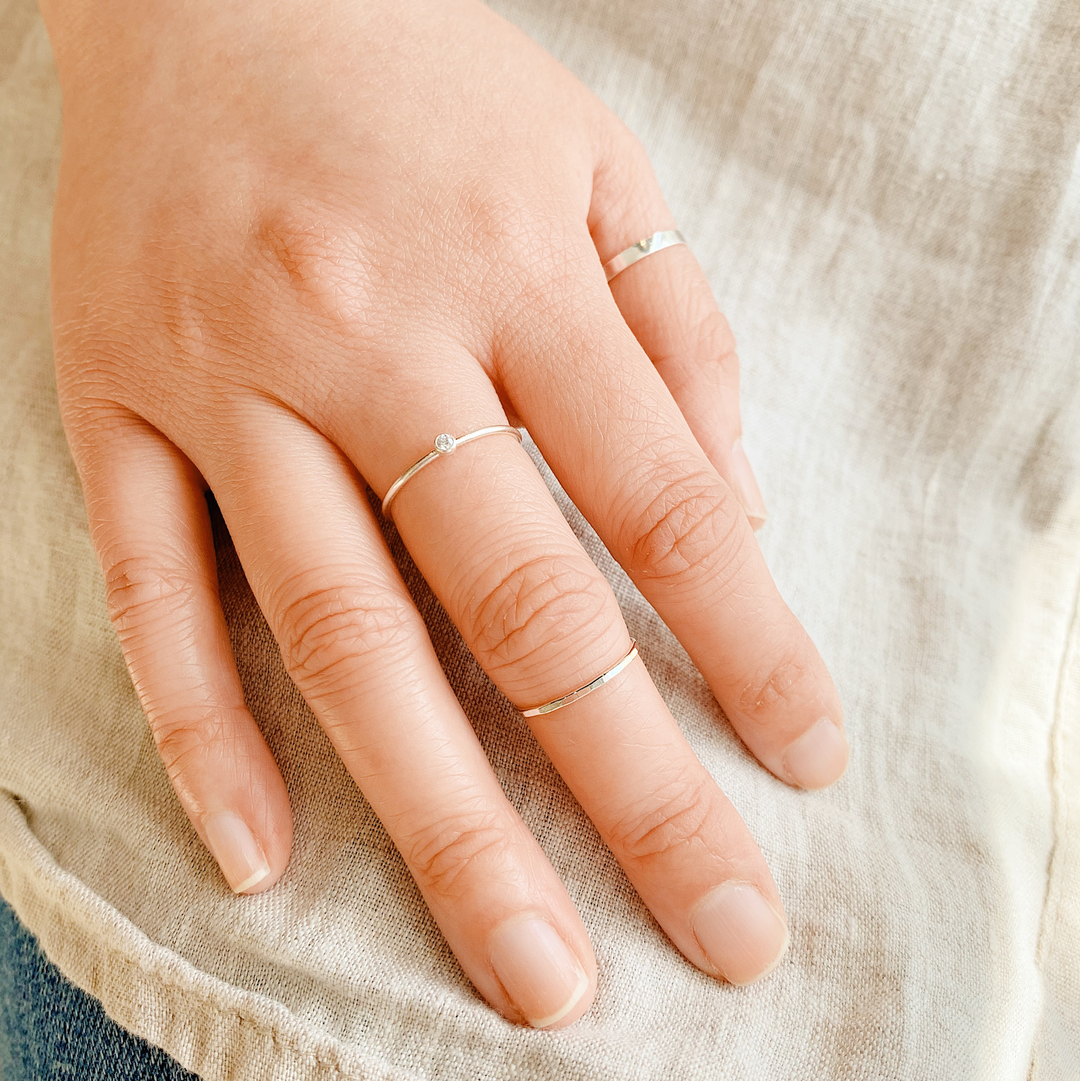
[381,425,523,518]
[602,230,686,283]
[521,640,639,717]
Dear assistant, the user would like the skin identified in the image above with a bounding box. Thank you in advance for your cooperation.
[38,0,848,1029]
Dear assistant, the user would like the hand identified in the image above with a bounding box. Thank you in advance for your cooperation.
[41,0,847,1028]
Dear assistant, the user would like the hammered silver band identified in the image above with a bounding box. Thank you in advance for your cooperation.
[521,640,639,718]
[602,230,687,282]
[381,425,523,518]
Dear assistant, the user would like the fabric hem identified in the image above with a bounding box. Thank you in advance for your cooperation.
[0,795,414,1081]
[1029,490,1080,1079]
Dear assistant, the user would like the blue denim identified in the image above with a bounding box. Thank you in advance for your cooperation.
[0,896,201,1080]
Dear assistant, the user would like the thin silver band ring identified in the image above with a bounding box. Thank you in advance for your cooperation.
[602,230,687,283]
[381,425,523,518]
[521,640,639,717]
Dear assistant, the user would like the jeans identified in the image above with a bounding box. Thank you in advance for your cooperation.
[0,897,200,1080]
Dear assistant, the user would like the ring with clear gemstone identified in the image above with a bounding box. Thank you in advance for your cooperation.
[380,425,523,519]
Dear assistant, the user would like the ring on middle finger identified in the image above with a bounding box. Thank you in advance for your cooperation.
[521,640,639,717]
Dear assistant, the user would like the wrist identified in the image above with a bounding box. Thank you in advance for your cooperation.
[39,0,296,99]
[39,0,151,85]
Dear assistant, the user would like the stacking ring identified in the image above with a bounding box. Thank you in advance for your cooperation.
[521,640,639,717]
[602,230,687,283]
[381,425,523,518]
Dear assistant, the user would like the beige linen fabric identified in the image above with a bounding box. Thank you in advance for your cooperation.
[1,0,1079,1076]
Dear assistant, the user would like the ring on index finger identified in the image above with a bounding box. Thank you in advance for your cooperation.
[602,230,687,283]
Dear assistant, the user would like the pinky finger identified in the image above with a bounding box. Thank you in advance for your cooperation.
[78,413,292,893]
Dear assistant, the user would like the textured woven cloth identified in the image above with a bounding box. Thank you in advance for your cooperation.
[1,0,1079,1077]
[0,897,202,1080]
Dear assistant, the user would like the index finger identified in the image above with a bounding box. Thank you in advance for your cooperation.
[497,261,849,791]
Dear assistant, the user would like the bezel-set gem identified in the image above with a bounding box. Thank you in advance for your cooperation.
[433,433,457,454]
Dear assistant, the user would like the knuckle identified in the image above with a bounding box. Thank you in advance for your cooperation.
[492,239,601,343]
[400,804,508,900]
[608,772,715,866]
[688,308,738,377]
[598,119,655,195]
[624,470,747,588]
[737,650,814,722]
[149,704,247,779]
[103,555,199,636]
[593,121,669,240]
[277,578,416,696]
[254,206,379,333]
[461,552,617,677]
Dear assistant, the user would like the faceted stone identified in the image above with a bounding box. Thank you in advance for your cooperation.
[433,433,457,454]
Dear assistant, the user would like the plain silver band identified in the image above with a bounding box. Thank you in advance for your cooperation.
[602,230,687,282]
[381,425,523,518]
[521,641,639,717]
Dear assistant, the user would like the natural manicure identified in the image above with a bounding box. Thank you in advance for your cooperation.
[489,917,589,1028]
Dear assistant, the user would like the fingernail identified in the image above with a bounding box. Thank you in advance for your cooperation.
[203,812,271,894]
[730,438,767,530]
[782,717,850,789]
[489,917,589,1028]
[691,881,789,985]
